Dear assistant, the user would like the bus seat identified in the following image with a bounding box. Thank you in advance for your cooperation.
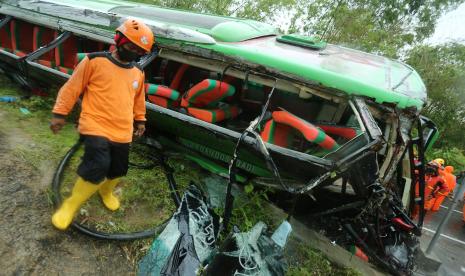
[10,20,34,57]
[146,83,180,109]
[169,64,190,90]
[316,124,360,140]
[33,26,56,67]
[186,105,240,123]
[180,79,240,123]
[261,110,340,151]
[55,34,81,74]
[76,52,87,65]
[97,42,106,51]
[0,20,12,52]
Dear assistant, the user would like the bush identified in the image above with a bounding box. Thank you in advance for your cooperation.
[426,146,465,172]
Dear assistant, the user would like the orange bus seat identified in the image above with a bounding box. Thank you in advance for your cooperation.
[316,124,360,140]
[33,26,56,67]
[10,20,34,57]
[187,105,241,124]
[0,20,12,52]
[169,63,189,90]
[180,79,240,123]
[261,110,340,151]
[145,83,180,109]
[55,34,81,74]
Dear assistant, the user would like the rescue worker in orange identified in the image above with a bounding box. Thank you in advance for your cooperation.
[49,19,154,230]
[431,165,456,211]
[424,161,448,210]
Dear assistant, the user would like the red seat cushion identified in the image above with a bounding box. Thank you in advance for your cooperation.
[145,83,181,109]
[261,120,294,148]
[0,20,12,51]
[181,79,235,108]
[147,95,177,108]
[169,63,189,90]
[261,110,340,151]
[11,20,34,56]
[316,124,360,140]
[33,26,56,67]
[187,105,240,123]
[145,83,180,100]
[55,34,81,74]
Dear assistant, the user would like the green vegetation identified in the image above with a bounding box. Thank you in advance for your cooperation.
[229,183,276,231]
[290,0,463,58]
[406,43,465,171]
[287,245,361,276]
[426,147,465,173]
[126,0,295,24]
[0,76,79,168]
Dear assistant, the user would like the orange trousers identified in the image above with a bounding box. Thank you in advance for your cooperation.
[424,197,435,210]
[431,194,448,211]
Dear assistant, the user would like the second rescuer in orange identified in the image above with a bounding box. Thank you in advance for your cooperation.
[49,18,155,230]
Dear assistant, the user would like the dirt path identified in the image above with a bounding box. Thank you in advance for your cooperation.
[0,109,134,275]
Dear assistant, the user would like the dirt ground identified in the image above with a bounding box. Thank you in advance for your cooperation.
[0,109,136,275]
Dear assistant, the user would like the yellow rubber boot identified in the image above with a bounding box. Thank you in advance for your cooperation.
[52,177,101,230]
[99,178,121,211]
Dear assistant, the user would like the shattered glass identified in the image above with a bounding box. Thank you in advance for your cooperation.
[205,222,287,276]
[138,185,219,275]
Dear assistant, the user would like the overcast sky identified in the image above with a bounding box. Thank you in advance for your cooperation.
[429,2,465,44]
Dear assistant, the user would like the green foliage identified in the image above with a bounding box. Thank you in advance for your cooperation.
[229,185,274,231]
[127,0,296,25]
[287,245,361,276]
[289,0,464,58]
[406,43,465,150]
[426,147,465,172]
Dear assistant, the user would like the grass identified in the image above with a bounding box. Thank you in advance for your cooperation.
[0,76,79,166]
[229,183,276,231]
[287,245,361,276]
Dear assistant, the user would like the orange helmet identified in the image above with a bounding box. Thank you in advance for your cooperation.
[116,18,154,53]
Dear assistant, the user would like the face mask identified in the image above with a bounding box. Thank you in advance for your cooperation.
[117,46,141,62]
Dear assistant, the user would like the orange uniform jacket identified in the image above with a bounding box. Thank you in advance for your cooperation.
[53,52,146,143]
[442,168,456,193]
[425,175,448,198]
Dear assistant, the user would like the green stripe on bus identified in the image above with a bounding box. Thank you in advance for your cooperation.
[313,128,326,144]
[269,120,276,144]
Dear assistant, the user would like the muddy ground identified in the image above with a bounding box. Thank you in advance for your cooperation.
[0,109,136,275]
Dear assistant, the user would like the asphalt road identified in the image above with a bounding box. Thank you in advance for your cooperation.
[420,192,465,276]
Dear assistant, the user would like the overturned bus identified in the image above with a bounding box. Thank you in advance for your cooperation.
[0,0,438,274]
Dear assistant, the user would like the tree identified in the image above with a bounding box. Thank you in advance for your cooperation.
[126,0,296,25]
[406,43,465,149]
[289,0,464,58]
